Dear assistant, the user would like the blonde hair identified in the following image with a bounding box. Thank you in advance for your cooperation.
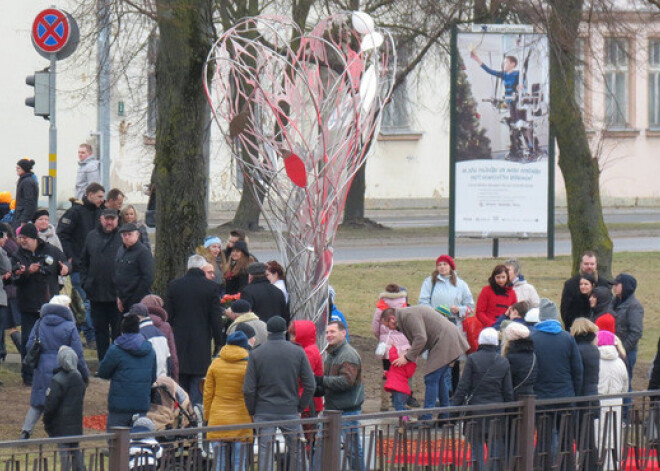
[120,204,141,224]
[570,317,599,343]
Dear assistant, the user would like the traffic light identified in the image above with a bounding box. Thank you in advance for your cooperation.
[25,68,50,119]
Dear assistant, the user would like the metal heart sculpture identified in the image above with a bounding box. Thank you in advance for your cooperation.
[204,13,395,330]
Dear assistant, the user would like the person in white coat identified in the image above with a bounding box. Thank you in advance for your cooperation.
[596,330,629,470]
[505,258,540,308]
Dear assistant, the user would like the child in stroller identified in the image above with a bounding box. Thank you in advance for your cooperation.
[129,417,162,470]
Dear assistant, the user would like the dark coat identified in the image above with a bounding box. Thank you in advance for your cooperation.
[575,334,600,397]
[43,368,86,437]
[451,344,514,406]
[560,273,609,330]
[57,197,102,271]
[243,332,315,416]
[26,304,89,408]
[225,271,249,295]
[80,226,123,302]
[13,239,69,313]
[648,337,660,391]
[240,277,289,324]
[167,269,223,376]
[506,338,538,399]
[15,173,38,224]
[114,241,154,310]
[97,333,157,414]
[613,275,644,353]
[531,320,584,399]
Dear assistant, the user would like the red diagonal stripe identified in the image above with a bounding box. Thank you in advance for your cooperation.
[38,16,64,42]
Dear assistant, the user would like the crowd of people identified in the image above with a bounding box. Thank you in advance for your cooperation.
[0,147,653,470]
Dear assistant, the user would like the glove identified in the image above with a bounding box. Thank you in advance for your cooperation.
[314,375,325,397]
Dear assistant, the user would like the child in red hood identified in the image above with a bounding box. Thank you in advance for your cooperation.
[289,320,323,416]
[384,345,416,418]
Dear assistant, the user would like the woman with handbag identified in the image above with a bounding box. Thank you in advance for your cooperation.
[418,255,474,400]
[451,328,514,470]
[20,297,89,439]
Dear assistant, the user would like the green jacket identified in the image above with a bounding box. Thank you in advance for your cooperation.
[322,340,364,412]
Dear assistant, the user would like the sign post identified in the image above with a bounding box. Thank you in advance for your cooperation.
[29,8,79,220]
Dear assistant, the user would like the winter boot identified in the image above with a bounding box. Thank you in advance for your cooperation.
[10,331,21,352]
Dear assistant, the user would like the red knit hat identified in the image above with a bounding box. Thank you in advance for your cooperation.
[595,313,616,334]
[436,254,455,270]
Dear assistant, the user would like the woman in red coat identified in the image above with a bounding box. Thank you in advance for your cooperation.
[476,264,517,327]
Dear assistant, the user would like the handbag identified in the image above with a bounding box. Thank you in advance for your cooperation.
[23,319,43,370]
[375,331,391,357]
[462,307,483,355]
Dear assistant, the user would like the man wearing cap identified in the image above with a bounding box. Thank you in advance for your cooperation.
[58,182,106,348]
[12,223,70,385]
[167,254,224,406]
[225,299,268,347]
[240,262,289,324]
[560,250,610,331]
[380,305,469,422]
[81,209,123,361]
[243,315,315,471]
[531,298,583,463]
[114,222,154,314]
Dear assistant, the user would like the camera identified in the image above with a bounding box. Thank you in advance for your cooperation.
[37,254,54,275]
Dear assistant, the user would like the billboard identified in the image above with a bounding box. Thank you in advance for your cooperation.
[451,27,550,237]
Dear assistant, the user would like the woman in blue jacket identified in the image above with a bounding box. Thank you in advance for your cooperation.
[98,313,157,430]
[20,300,89,439]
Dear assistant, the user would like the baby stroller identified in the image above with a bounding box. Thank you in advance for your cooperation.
[129,417,163,471]
[147,376,198,431]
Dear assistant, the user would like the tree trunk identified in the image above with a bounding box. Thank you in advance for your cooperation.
[153,0,212,294]
[230,176,262,230]
[548,0,613,278]
[343,163,366,224]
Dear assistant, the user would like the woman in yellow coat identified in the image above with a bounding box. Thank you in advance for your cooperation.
[204,331,252,471]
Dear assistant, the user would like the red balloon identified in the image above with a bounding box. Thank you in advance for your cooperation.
[284,152,307,188]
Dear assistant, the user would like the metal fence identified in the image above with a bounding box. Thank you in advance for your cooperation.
[2,391,660,470]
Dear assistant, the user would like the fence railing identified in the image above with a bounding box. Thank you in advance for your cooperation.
[2,391,660,470]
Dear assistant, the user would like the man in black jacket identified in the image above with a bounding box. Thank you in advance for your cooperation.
[243,316,315,471]
[240,262,289,324]
[13,223,70,385]
[167,255,224,406]
[560,250,610,330]
[114,223,153,314]
[81,209,123,361]
[57,182,105,348]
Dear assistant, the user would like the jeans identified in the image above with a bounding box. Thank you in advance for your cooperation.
[179,374,205,407]
[57,443,86,471]
[22,405,44,433]
[341,410,365,471]
[213,442,248,471]
[253,413,303,471]
[20,311,39,383]
[70,272,95,344]
[7,298,21,328]
[391,392,409,412]
[90,301,121,362]
[422,364,450,421]
[0,305,8,358]
[107,411,136,430]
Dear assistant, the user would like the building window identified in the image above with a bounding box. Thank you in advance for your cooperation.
[649,39,660,129]
[575,39,585,113]
[603,38,629,128]
[380,41,411,134]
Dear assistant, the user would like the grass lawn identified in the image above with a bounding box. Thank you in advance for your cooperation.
[330,251,660,361]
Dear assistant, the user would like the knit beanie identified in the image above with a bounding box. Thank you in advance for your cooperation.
[204,236,222,249]
[141,294,164,309]
[230,299,251,314]
[525,307,540,324]
[595,314,616,334]
[235,323,256,340]
[538,298,559,322]
[50,294,71,307]
[436,254,456,270]
[17,158,35,173]
[478,327,499,346]
[32,208,50,223]
[19,223,38,239]
[597,330,616,347]
[226,331,250,350]
[129,303,149,318]
[132,417,156,434]
[503,322,530,342]
[267,316,287,333]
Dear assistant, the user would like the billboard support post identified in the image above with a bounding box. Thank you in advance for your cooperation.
[448,24,458,258]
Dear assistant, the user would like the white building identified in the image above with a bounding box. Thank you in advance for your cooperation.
[3,3,659,212]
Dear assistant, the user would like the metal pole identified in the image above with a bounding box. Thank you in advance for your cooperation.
[547,131,556,260]
[448,24,458,257]
[97,0,111,189]
[492,238,499,258]
[49,54,57,219]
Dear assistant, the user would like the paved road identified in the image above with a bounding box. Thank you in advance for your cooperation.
[252,235,660,264]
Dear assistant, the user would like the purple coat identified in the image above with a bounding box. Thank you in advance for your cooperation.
[27,304,89,408]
